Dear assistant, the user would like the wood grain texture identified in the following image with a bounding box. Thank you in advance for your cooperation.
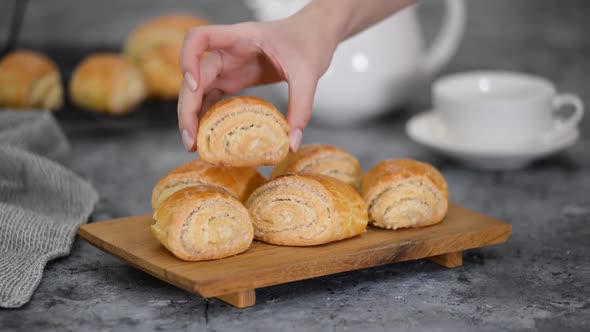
[215,289,256,308]
[77,204,511,300]
[427,251,463,268]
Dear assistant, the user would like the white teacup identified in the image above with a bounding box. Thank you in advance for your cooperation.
[433,71,584,147]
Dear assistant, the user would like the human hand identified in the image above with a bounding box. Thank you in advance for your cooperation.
[177,14,339,153]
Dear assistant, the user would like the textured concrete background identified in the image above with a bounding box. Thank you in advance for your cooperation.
[0,0,589,331]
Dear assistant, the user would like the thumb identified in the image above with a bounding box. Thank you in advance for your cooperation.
[286,73,318,152]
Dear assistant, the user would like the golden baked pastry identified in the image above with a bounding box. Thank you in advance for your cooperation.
[151,185,254,261]
[151,158,266,209]
[246,173,368,246]
[271,144,362,190]
[0,50,63,110]
[69,53,147,114]
[361,159,449,230]
[197,96,290,167]
[124,14,209,98]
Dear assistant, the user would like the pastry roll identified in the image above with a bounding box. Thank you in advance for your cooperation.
[69,53,147,114]
[271,144,362,190]
[0,50,63,110]
[246,173,368,246]
[198,96,290,167]
[124,14,209,98]
[151,158,266,209]
[361,159,449,230]
[151,185,253,261]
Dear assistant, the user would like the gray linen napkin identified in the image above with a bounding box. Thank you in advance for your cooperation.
[0,111,98,308]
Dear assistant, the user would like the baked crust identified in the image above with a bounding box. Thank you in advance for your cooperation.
[361,159,449,230]
[197,96,290,167]
[246,173,368,246]
[0,49,63,110]
[69,53,147,114]
[151,158,266,209]
[271,144,362,189]
[152,185,253,261]
[124,14,209,98]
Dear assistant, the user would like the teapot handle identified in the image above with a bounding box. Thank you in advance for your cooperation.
[418,0,466,78]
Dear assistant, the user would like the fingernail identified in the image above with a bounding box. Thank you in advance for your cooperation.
[182,129,194,152]
[184,72,198,91]
[290,128,302,152]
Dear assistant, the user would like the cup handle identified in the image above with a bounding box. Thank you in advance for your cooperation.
[544,93,584,142]
[553,93,584,130]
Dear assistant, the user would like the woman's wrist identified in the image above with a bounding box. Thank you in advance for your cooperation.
[297,0,416,44]
[287,1,345,52]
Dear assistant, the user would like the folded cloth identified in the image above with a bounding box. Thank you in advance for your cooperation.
[0,111,70,161]
[0,110,98,308]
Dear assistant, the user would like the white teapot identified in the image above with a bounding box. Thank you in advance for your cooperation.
[245,0,466,125]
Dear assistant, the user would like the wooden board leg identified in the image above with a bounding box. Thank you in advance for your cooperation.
[427,251,463,268]
[215,289,256,308]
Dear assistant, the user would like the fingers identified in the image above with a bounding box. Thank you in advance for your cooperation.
[179,25,239,92]
[286,73,318,152]
[201,88,224,116]
[178,24,248,152]
[177,51,224,152]
[178,82,198,151]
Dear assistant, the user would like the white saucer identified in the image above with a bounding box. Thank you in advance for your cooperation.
[405,111,580,171]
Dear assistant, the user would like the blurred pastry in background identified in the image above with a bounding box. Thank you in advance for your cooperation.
[271,144,363,190]
[69,53,147,115]
[124,14,209,99]
[0,49,63,111]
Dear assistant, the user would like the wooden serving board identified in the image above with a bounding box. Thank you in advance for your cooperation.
[78,204,511,308]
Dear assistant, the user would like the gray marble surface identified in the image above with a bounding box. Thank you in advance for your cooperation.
[1,0,589,331]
